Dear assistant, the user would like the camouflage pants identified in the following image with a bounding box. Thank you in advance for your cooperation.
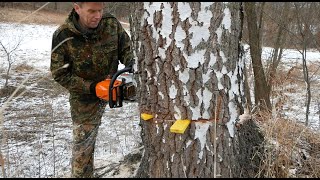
[69,95,107,178]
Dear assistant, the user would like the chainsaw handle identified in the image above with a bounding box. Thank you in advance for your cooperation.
[109,67,132,108]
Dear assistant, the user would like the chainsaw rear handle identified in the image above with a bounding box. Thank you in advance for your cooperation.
[109,67,132,108]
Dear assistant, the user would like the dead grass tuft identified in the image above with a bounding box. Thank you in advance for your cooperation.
[0,7,67,25]
[0,85,26,98]
[13,63,34,72]
[254,113,320,178]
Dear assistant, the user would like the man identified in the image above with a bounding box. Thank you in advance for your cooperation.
[50,2,134,178]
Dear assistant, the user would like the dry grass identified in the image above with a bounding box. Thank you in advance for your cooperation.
[13,63,34,72]
[246,58,320,178]
[0,7,67,25]
[253,113,320,178]
[0,6,130,27]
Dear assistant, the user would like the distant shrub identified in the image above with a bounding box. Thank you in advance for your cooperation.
[13,62,34,72]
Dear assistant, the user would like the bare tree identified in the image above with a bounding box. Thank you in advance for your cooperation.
[53,2,58,11]
[130,2,264,178]
[244,2,272,111]
[290,2,316,126]
[265,2,291,89]
[104,2,134,20]
[243,2,320,126]
[0,39,22,88]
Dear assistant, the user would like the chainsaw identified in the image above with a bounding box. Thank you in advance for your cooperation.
[108,66,136,108]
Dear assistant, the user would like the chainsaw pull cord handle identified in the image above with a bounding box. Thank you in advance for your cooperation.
[109,67,133,108]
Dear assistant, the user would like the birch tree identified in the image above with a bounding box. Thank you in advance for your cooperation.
[130,2,263,178]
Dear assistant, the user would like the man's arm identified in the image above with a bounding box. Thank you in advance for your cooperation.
[50,31,94,95]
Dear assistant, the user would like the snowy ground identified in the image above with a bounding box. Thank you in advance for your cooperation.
[243,44,320,129]
[0,21,320,178]
[0,22,141,178]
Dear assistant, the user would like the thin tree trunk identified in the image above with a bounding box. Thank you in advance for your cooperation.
[54,2,58,11]
[244,2,271,111]
[257,2,265,49]
[267,2,290,89]
[293,2,312,126]
[302,47,311,126]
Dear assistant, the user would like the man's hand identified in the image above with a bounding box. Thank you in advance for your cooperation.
[90,79,122,101]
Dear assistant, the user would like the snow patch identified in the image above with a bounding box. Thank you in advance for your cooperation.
[194,121,212,161]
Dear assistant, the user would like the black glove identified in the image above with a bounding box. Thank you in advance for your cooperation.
[90,82,98,96]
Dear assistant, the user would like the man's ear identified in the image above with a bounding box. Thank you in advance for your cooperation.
[74,3,81,14]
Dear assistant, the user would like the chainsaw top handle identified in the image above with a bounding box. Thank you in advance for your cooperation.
[109,67,132,108]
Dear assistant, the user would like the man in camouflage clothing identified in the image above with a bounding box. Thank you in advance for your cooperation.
[50,2,133,178]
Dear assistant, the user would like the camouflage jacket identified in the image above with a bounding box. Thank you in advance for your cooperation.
[50,9,133,98]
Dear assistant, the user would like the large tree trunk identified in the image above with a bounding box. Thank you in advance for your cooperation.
[130,2,263,177]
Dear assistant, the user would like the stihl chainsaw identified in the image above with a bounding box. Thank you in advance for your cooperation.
[108,67,136,108]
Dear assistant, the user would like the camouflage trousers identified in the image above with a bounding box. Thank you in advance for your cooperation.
[69,94,107,178]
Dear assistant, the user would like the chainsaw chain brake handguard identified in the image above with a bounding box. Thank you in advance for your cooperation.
[109,67,133,108]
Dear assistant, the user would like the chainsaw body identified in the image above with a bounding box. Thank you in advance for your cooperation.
[108,67,136,108]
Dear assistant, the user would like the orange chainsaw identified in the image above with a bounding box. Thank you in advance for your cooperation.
[109,66,136,108]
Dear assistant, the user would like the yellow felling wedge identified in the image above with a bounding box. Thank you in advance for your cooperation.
[141,113,154,121]
[170,119,191,134]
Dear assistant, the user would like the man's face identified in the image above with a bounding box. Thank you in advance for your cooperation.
[74,2,104,29]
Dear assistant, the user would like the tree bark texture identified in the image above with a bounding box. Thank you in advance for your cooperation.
[130,2,261,178]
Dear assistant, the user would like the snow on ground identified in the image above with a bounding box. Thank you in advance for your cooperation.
[0,22,141,178]
[243,44,320,130]
[1,20,320,178]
